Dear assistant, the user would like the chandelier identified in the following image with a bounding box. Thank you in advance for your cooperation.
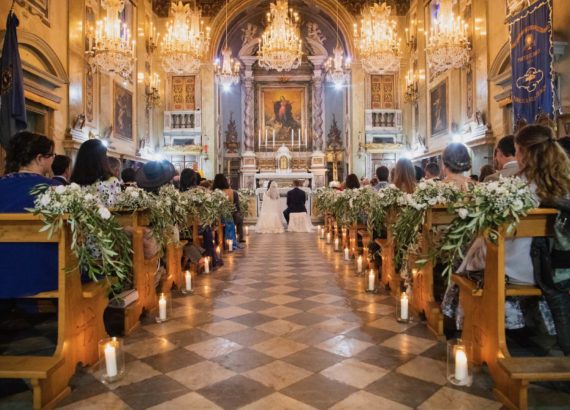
[86,0,135,80]
[258,0,303,72]
[354,2,401,74]
[215,0,240,90]
[325,0,350,89]
[426,0,470,74]
[160,1,211,74]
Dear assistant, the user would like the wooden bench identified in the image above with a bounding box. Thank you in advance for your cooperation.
[411,206,455,336]
[374,210,400,296]
[0,214,108,409]
[355,225,371,270]
[164,239,186,292]
[115,211,160,334]
[452,209,570,410]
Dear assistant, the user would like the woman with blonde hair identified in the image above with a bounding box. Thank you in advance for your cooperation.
[393,158,416,194]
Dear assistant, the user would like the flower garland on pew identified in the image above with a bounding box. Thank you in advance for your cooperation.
[423,177,538,282]
[31,184,133,294]
[237,188,255,216]
[315,187,340,216]
[183,188,235,227]
[366,185,406,234]
[330,188,377,228]
[393,180,463,269]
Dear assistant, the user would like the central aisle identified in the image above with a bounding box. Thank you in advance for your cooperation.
[59,232,506,409]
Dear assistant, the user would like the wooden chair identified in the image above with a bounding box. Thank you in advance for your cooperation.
[0,214,108,409]
[452,209,570,410]
[114,211,160,334]
[411,206,455,336]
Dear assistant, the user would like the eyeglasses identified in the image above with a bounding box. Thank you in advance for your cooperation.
[42,153,56,158]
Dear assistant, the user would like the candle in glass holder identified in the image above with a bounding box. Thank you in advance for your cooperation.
[159,293,167,321]
[245,226,249,236]
[204,257,210,273]
[400,293,409,320]
[357,255,363,273]
[104,341,118,377]
[320,227,325,239]
[368,269,375,291]
[344,247,349,260]
[227,239,233,252]
[334,238,339,251]
[326,232,331,244]
[184,270,192,291]
[216,246,221,257]
[455,347,468,382]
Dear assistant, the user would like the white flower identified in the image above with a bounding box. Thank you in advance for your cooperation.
[69,183,81,191]
[98,207,111,220]
[458,208,469,219]
[54,185,66,194]
[40,193,51,206]
[428,198,437,206]
[130,190,139,198]
[419,182,427,190]
[512,199,523,211]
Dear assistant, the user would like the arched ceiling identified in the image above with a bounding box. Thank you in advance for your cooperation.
[152,0,411,18]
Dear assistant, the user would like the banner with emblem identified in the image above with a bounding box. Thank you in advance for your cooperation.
[508,0,553,124]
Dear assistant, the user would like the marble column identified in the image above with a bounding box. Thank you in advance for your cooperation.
[309,56,327,153]
[241,57,256,153]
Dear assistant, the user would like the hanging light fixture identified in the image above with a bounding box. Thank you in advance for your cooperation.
[160,1,211,75]
[215,0,240,91]
[325,0,351,89]
[86,0,135,80]
[258,0,303,72]
[426,0,470,74]
[353,2,401,74]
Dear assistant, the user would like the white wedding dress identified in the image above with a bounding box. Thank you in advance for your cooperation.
[255,182,286,233]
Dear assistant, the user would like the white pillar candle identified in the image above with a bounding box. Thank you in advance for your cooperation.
[227,239,233,252]
[245,226,249,236]
[104,342,118,377]
[357,255,363,273]
[344,247,350,261]
[320,228,325,239]
[400,293,409,320]
[368,269,375,291]
[216,246,221,257]
[185,270,192,291]
[204,257,210,273]
[455,348,468,382]
[334,238,339,251]
[326,232,331,244]
[159,293,167,321]
[273,129,275,148]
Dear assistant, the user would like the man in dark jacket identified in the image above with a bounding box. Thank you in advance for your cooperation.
[283,179,306,224]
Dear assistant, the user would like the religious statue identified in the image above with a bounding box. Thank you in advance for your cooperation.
[241,23,259,47]
[224,112,239,154]
[306,22,326,45]
[326,114,342,149]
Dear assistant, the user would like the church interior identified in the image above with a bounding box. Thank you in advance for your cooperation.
[1,0,570,409]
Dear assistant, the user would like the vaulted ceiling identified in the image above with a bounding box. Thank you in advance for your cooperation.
[152,0,411,18]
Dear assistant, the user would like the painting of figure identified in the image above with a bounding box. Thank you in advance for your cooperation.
[430,79,448,136]
[261,87,305,143]
[274,96,298,129]
[114,82,133,140]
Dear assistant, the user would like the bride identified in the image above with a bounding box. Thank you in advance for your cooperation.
[255,181,286,233]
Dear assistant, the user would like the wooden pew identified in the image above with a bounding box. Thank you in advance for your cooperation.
[164,239,186,292]
[375,210,400,296]
[114,211,160,334]
[411,206,455,336]
[354,224,371,270]
[452,209,570,410]
[0,214,108,409]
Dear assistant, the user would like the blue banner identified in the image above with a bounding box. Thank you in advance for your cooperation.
[0,10,27,149]
[508,0,553,124]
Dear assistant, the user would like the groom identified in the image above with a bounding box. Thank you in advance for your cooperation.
[283,180,307,224]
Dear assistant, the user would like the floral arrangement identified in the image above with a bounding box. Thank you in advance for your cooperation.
[184,188,235,227]
[330,188,376,227]
[315,187,340,216]
[428,177,537,281]
[393,180,463,268]
[366,185,405,234]
[31,183,132,294]
[237,189,254,216]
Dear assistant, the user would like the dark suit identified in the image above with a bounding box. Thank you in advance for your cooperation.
[52,175,69,185]
[283,187,307,224]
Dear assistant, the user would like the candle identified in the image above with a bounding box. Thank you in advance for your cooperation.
[368,269,375,291]
[204,257,210,273]
[216,246,221,257]
[320,227,325,239]
[104,341,118,377]
[400,293,409,320]
[245,226,249,236]
[298,128,301,149]
[227,239,233,252]
[291,128,294,147]
[357,255,363,273]
[185,270,192,291]
[265,128,268,148]
[344,247,350,260]
[159,293,167,321]
[326,232,331,244]
[258,130,261,149]
[273,129,275,148]
[455,347,468,382]
[334,238,339,251]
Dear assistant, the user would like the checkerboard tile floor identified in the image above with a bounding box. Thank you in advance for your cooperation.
[40,232,570,409]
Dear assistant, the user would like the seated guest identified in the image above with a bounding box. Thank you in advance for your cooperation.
[179,168,198,192]
[479,164,495,182]
[485,135,517,181]
[441,143,473,190]
[415,165,425,182]
[121,167,137,188]
[393,158,416,194]
[51,155,72,185]
[424,162,441,180]
[558,136,570,158]
[470,174,479,182]
[108,156,122,180]
[212,174,241,249]
[345,173,360,189]
[374,166,390,190]
[135,160,175,194]
[0,132,58,297]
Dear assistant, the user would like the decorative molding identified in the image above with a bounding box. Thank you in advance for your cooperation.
[15,0,50,27]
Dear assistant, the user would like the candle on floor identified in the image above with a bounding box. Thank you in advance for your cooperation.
[334,237,339,251]
[104,341,118,378]
[159,293,167,321]
[400,292,409,320]
[326,232,331,244]
[227,239,233,252]
[344,247,350,261]
[320,227,325,239]
[368,269,375,291]
[184,270,192,291]
[216,246,221,257]
[204,257,210,273]
[245,226,249,236]
[455,347,468,382]
[357,255,363,273]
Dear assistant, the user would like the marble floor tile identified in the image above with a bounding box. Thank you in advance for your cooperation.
[396,356,447,385]
[380,334,438,356]
[123,337,177,359]
[147,392,222,410]
[280,374,358,410]
[316,335,374,358]
[251,337,308,359]
[184,336,243,359]
[255,319,306,336]
[58,392,130,410]
[167,360,236,391]
[197,375,273,409]
[329,390,412,410]
[240,392,317,410]
[320,358,389,389]
[417,387,503,410]
[198,320,249,336]
[244,360,312,390]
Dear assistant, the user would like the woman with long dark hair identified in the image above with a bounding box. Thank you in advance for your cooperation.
[393,158,416,194]
[212,174,241,250]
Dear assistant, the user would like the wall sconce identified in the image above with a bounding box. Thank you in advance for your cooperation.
[145,73,160,110]
[146,21,159,55]
[404,27,417,51]
[202,142,209,161]
[357,141,366,159]
[404,69,418,105]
